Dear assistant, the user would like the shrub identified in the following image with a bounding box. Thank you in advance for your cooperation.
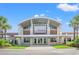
[66,41,76,47]
[74,37,79,44]
[0,39,11,47]
[74,37,79,48]
[4,43,12,47]
[53,44,70,49]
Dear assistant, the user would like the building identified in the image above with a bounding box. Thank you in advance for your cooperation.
[12,15,73,46]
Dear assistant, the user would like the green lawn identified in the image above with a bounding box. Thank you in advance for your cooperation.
[7,46,28,49]
[53,44,71,49]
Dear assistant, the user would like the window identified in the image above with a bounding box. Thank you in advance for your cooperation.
[24,38,30,43]
[50,25,57,29]
[34,39,36,43]
[23,25,30,29]
[67,38,71,41]
[50,38,57,42]
[33,24,47,34]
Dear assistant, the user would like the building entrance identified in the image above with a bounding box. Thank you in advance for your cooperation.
[33,38,47,45]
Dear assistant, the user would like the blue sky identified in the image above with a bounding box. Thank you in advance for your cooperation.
[0,3,79,33]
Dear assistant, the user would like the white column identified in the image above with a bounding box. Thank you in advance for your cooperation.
[36,38,38,44]
[61,37,64,44]
[30,20,33,35]
[18,39,21,45]
[57,37,60,44]
[46,38,48,44]
[48,38,50,45]
[18,25,24,45]
[30,38,33,46]
[66,38,68,44]
[47,19,50,34]
[65,34,68,44]
[57,25,60,35]
[42,38,44,44]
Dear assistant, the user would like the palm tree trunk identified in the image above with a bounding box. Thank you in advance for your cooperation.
[4,29,6,40]
[76,28,78,37]
[76,24,79,38]
[1,30,3,38]
[1,33,3,39]
[2,30,4,39]
[73,27,76,40]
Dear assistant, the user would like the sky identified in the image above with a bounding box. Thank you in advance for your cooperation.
[0,3,79,33]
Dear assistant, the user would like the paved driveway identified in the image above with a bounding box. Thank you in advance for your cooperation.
[0,46,79,55]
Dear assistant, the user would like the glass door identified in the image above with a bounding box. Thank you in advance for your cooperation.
[34,38,36,44]
[38,38,42,45]
[44,38,47,44]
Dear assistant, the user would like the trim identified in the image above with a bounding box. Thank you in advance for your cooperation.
[14,35,73,37]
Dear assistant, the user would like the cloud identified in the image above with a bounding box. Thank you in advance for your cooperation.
[40,14,45,16]
[57,4,79,12]
[34,14,39,17]
[34,14,46,17]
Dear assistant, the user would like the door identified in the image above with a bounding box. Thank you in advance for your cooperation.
[38,38,42,45]
[44,38,47,44]
[33,38,47,45]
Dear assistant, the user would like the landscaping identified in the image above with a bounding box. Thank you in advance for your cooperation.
[53,44,71,49]
[0,39,27,49]
[7,46,27,49]
[53,36,79,49]
[67,37,79,48]
[0,39,11,48]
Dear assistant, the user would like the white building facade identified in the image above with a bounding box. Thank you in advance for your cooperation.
[14,16,73,46]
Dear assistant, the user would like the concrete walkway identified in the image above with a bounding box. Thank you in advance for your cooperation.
[0,46,79,55]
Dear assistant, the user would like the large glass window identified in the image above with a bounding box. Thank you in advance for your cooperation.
[23,25,30,29]
[50,38,57,42]
[33,24,47,34]
[50,25,57,29]
[24,38,30,43]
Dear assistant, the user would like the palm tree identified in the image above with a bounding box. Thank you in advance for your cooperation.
[69,19,77,40]
[0,16,7,38]
[69,15,79,40]
[73,15,79,37]
[2,23,11,40]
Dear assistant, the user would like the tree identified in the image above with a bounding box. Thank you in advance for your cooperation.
[69,15,79,40]
[0,16,11,39]
[69,19,76,40]
[2,23,11,40]
[73,15,79,37]
[0,16,7,38]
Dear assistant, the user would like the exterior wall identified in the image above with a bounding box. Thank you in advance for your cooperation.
[19,18,60,35]
[23,30,30,35]
[30,20,33,35]
[57,25,60,35]
[47,19,50,34]
[16,17,64,46]
[50,29,57,34]
[18,25,23,35]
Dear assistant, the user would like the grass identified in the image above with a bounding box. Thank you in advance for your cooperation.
[7,46,28,49]
[53,44,71,49]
